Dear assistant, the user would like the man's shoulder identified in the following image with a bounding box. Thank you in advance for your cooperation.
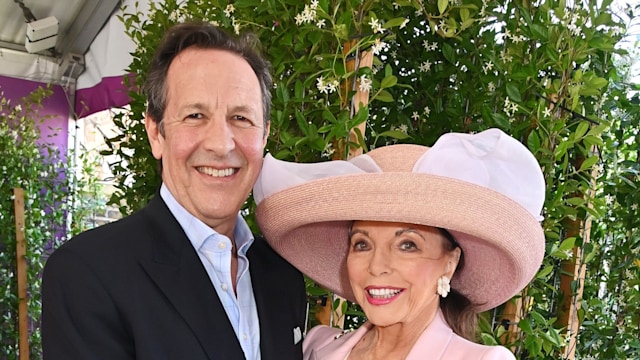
[51,199,166,258]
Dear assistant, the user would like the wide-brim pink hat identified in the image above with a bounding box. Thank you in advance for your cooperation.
[254,128,546,312]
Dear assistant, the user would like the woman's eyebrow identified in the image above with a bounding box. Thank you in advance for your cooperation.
[395,228,426,240]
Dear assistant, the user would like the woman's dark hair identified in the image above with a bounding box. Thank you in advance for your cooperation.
[143,21,272,135]
[438,228,480,341]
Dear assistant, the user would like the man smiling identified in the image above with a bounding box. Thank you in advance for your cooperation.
[42,22,306,360]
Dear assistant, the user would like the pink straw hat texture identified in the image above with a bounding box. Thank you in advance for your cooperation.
[254,128,546,312]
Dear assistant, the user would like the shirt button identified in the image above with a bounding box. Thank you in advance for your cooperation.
[221,283,228,291]
[218,242,226,249]
[243,333,248,340]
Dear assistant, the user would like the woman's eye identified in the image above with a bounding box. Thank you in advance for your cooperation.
[399,241,418,251]
[351,240,369,251]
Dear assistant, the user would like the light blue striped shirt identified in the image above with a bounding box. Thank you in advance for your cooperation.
[161,184,261,360]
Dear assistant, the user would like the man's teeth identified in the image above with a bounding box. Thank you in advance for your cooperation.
[198,167,235,177]
[368,288,402,298]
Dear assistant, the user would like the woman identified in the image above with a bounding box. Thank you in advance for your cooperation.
[253,128,546,359]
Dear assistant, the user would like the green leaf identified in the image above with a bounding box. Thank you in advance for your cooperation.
[536,265,554,279]
[594,13,612,26]
[437,0,449,15]
[574,121,589,139]
[442,43,455,64]
[460,8,470,22]
[380,75,398,89]
[374,89,394,102]
[234,0,259,8]
[383,17,408,29]
[558,237,576,252]
[527,131,541,153]
[505,83,522,102]
[518,318,532,333]
[377,130,411,140]
[583,135,603,147]
[530,24,548,40]
[479,333,498,345]
[578,156,599,172]
[491,112,510,128]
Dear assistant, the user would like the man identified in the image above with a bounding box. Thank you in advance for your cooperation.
[42,22,306,360]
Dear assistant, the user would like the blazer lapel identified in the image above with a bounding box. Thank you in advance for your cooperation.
[139,196,244,359]
[311,323,372,360]
[406,310,452,360]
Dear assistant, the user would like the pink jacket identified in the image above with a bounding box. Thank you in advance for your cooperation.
[303,310,515,360]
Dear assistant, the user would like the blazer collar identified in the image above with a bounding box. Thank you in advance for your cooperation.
[406,310,453,359]
[310,310,454,360]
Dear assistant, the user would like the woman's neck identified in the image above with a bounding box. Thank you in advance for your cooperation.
[349,308,440,360]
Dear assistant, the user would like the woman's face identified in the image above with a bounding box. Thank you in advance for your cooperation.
[347,221,460,328]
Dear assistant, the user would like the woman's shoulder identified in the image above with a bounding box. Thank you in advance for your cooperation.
[447,334,515,360]
[303,325,344,351]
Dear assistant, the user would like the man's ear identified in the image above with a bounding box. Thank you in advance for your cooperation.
[263,121,271,147]
[145,115,163,160]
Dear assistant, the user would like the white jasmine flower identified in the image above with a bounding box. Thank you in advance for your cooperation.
[224,4,235,17]
[326,80,339,94]
[419,61,432,72]
[411,112,420,121]
[369,18,384,34]
[322,142,335,158]
[372,38,385,55]
[316,77,328,94]
[482,61,494,75]
[358,75,372,92]
[604,194,614,205]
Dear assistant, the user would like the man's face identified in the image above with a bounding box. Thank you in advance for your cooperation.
[146,47,269,237]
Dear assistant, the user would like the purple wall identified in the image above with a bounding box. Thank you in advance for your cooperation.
[0,75,69,157]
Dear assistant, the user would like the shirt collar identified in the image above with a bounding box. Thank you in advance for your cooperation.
[160,184,254,253]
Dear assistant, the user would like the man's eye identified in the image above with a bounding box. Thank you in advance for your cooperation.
[233,115,253,123]
[187,113,203,119]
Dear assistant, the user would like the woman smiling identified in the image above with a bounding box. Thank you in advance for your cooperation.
[254,128,546,360]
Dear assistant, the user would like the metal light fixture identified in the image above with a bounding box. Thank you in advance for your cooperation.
[25,16,59,53]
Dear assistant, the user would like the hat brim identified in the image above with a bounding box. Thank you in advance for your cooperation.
[256,172,545,312]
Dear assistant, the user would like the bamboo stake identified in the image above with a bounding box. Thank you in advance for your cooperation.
[14,188,29,360]
[558,164,596,359]
[318,40,374,328]
[499,297,523,346]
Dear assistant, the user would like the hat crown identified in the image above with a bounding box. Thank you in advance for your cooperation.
[364,144,427,172]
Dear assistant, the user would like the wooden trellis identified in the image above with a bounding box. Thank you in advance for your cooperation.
[14,188,29,360]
